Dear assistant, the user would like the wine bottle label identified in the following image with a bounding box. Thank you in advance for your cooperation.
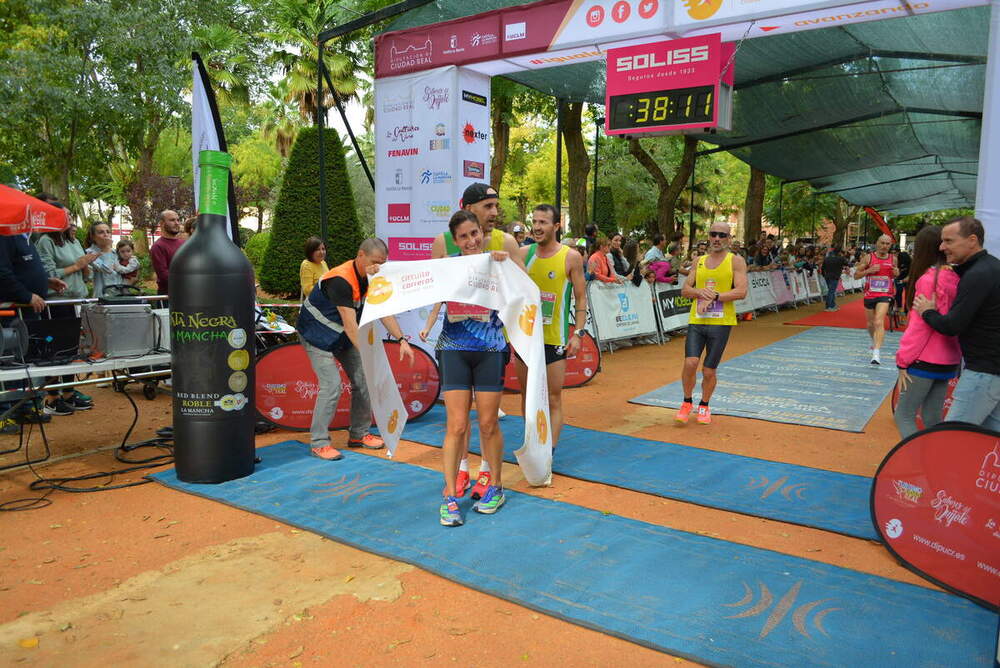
[171,304,252,418]
[198,150,232,216]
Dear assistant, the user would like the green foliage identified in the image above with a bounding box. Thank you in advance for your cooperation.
[890,208,974,234]
[244,229,271,274]
[239,226,256,247]
[261,126,361,296]
[593,186,616,237]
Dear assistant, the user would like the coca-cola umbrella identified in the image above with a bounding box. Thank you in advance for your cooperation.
[0,184,68,235]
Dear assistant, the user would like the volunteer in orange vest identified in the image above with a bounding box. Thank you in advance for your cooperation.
[676,222,748,425]
[296,238,414,461]
[854,233,899,365]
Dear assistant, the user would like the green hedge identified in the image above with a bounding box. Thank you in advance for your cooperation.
[260,127,362,296]
[243,229,270,275]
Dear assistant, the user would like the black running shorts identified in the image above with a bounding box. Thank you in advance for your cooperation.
[438,349,507,392]
[684,324,733,369]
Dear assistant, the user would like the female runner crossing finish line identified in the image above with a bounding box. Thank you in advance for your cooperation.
[421,211,522,527]
[676,222,747,425]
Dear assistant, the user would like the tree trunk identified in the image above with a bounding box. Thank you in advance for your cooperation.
[560,101,590,236]
[490,94,511,190]
[627,135,696,238]
[258,205,265,232]
[743,167,766,245]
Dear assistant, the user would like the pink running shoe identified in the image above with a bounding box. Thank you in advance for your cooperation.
[470,471,492,500]
[444,470,472,498]
[310,445,343,460]
[347,433,384,450]
[675,402,694,424]
[696,405,712,425]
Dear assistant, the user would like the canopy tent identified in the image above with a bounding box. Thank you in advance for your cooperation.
[382,3,990,216]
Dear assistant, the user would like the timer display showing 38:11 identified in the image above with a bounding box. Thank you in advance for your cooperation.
[608,84,715,130]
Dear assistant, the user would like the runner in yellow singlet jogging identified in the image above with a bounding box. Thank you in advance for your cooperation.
[513,204,587,456]
[431,183,523,498]
[676,221,748,425]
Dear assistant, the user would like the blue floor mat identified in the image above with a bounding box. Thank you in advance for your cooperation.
[396,405,879,540]
[630,327,902,432]
[150,443,997,667]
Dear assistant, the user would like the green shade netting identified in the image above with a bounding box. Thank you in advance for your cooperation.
[384,4,989,214]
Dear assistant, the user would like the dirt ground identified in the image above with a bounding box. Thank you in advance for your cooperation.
[0,294,928,666]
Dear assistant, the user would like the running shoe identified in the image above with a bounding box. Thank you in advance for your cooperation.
[871,349,881,365]
[310,445,343,460]
[43,398,74,416]
[347,433,384,449]
[696,405,712,425]
[73,389,93,403]
[473,485,506,514]
[444,470,472,498]
[675,401,694,424]
[470,471,492,500]
[66,396,93,411]
[440,496,463,527]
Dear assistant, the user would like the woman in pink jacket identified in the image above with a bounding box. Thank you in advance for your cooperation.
[894,225,962,438]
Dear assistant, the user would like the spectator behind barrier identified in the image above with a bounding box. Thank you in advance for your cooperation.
[115,239,139,286]
[149,210,185,296]
[299,236,329,300]
[85,222,124,298]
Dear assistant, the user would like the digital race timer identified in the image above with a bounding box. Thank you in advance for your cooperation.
[605,34,734,136]
[608,85,715,131]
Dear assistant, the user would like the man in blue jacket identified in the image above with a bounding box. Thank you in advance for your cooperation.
[0,232,67,427]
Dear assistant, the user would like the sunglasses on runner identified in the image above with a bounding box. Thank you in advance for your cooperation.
[709,231,729,238]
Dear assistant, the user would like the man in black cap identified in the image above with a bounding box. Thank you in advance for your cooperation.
[431,183,522,261]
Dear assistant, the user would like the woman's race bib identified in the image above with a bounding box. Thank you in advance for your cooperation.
[446,301,492,323]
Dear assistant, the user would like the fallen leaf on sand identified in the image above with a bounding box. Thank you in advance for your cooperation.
[19,637,39,649]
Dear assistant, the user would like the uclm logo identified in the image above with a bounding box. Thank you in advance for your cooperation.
[387,203,410,224]
[615,45,709,71]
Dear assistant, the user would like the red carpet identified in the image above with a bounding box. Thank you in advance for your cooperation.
[785,295,878,329]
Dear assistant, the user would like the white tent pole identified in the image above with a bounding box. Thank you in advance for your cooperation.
[976,0,1000,255]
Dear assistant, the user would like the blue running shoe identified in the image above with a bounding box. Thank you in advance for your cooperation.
[473,485,506,514]
[440,496,463,527]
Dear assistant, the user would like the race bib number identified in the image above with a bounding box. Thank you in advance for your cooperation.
[868,276,891,294]
[446,302,491,323]
[699,299,724,318]
[540,291,556,325]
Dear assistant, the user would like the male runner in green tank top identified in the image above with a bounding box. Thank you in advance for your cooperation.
[514,204,587,450]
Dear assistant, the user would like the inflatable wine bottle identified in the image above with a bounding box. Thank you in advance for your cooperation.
[170,150,255,483]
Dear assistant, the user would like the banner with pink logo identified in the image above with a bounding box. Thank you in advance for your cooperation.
[872,423,1000,612]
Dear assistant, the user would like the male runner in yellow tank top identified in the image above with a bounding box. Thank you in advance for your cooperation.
[677,221,748,425]
[514,204,587,452]
[431,183,523,498]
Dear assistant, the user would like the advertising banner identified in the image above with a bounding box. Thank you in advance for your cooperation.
[653,281,691,332]
[790,270,809,301]
[872,424,1000,612]
[747,271,776,311]
[604,33,735,134]
[503,330,602,391]
[769,269,795,304]
[375,66,491,263]
[806,270,822,298]
[587,279,659,343]
[358,253,552,486]
[254,342,440,430]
